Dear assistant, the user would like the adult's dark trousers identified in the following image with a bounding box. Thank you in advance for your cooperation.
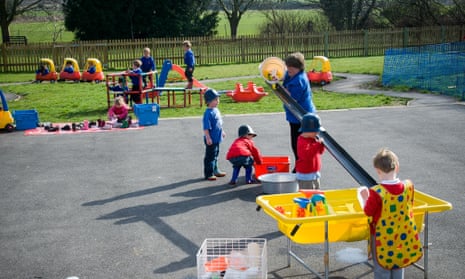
[289,122,301,172]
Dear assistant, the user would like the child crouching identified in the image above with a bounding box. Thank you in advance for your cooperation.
[226,125,263,185]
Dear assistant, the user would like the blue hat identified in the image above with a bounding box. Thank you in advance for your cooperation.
[204,88,220,104]
[299,113,321,132]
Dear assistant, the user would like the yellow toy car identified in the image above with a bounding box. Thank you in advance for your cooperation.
[0,90,15,132]
[307,56,333,85]
[35,58,58,83]
[82,58,104,82]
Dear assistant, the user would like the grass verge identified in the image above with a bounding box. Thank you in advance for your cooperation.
[0,56,409,123]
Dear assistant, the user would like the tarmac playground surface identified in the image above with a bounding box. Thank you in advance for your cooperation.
[0,87,464,278]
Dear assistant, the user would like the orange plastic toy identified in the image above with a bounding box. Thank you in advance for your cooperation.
[225,81,268,102]
[82,58,104,82]
[35,58,58,83]
[59,58,81,81]
[307,56,333,85]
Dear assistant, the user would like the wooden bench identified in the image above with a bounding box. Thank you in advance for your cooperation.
[7,36,28,45]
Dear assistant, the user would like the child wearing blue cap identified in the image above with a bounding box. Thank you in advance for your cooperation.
[295,113,325,189]
[202,89,226,181]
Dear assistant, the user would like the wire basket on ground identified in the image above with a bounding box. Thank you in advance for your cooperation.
[196,238,267,279]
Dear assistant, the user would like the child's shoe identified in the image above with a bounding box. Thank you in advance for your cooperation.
[214,171,226,177]
[246,179,260,184]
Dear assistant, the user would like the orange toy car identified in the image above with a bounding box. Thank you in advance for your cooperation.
[82,58,104,82]
[307,56,333,85]
[59,58,81,81]
[35,58,58,83]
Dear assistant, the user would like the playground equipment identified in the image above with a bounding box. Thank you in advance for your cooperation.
[225,81,268,102]
[307,56,333,85]
[35,58,58,83]
[105,71,157,107]
[82,58,104,82]
[158,59,206,88]
[59,58,81,81]
[0,90,15,132]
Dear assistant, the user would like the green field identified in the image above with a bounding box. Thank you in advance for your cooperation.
[10,10,318,42]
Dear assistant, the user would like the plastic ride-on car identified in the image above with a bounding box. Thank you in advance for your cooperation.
[0,90,15,132]
[35,58,58,83]
[82,58,104,83]
[307,56,333,85]
[59,58,81,82]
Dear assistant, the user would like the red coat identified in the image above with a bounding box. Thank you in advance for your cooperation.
[226,137,263,164]
[295,135,325,174]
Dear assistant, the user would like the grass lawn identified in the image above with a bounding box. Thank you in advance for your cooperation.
[0,56,409,123]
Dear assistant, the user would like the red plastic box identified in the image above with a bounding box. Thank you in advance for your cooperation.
[254,156,290,178]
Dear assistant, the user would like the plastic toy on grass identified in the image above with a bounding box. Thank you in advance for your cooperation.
[35,58,58,83]
[0,90,15,132]
[59,58,81,82]
[307,55,333,85]
[225,81,268,102]
[82,58,104,82]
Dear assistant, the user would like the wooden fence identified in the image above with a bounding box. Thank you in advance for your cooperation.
[1,25,464,73]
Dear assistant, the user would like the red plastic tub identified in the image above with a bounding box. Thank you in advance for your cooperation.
[254,156,290,178]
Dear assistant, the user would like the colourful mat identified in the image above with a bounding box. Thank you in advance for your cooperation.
[24,125,144,136]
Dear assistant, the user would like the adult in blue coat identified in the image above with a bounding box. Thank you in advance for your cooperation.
[283,52,316,171]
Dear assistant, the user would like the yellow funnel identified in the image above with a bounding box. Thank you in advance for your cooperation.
[259,57,286,84]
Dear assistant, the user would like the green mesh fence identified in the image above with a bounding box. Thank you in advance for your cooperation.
[382,42,465,100]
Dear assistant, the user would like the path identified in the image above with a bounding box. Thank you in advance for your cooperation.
[323,73,458,106]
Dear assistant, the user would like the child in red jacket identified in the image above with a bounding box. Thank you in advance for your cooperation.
[226,125,263,185]
[295,113,325,189]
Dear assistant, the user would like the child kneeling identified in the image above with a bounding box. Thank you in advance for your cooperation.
[226,125,263,185]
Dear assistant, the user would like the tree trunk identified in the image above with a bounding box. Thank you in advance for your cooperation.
[0,0,10,43]
[229,17,239,39]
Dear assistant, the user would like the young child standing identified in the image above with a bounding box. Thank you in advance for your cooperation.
[203,89,226,181]
[126,59,143,104]
[359,148,423,279]
[226,125,263,185]
[183,40,195,89]
[140,47,156,87]
[295,113,325,189]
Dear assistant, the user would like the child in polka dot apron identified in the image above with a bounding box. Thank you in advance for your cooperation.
[358,148,423,279]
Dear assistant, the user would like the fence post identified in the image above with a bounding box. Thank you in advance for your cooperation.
[363,30,368,56]
[324,32,329,57]
[1,44,7,72]
[403,27,409,48]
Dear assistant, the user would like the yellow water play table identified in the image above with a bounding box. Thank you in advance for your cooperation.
[256,188,452,279]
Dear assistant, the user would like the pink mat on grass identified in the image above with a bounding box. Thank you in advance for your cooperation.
[24,124,144,136]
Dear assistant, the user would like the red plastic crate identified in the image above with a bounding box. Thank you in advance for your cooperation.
[254,156,290,178]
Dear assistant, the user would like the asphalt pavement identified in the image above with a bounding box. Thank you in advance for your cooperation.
[0,76,464,279]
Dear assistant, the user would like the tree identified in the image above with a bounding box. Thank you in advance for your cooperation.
[449,0,465,24]
[381,0,445,27]
[63,0,218,40]
[0,0,43,43]
[319,0,379,30]
[215,0,258,39]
